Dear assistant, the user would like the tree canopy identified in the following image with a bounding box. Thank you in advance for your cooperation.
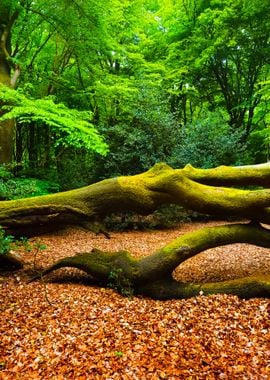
[0,0,269,178]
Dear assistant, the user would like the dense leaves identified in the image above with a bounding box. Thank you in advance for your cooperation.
[1,0,269,181]
[0,85,108,155]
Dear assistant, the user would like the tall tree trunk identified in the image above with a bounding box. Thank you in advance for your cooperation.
[0,7,20,164]
[0,56,14,163]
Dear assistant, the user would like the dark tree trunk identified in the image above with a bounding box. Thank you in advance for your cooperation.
[0,7,20,164]
[0,57,14,163]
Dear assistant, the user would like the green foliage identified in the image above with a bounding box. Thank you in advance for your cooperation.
[169,112,252,169]
[108,268,134,297]
[92,84,177,179]
[164,0,270,133]
[55,150,96,190]
[0,227,14,255]
[16,236,32,252]
[0,85,108,155]
[114,351,124,358]
[0,165,14,180]
[0,176,59,200]
[0,224,46,273]
[250,80,270,160]
[1,0,269,184]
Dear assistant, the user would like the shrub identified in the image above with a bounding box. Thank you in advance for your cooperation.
[169,112,252,169]
[0,165,59,200]
[0,226,14,255]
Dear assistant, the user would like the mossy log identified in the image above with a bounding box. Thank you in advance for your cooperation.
[32,223,270,299]
[3,162,270,299]
[1,162,270,228]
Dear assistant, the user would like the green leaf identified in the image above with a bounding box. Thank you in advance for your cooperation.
[0,85,109,155]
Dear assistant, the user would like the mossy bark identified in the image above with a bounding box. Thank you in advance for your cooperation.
[32,223,270,299]
[1,162,270,228]
[3,162,270,298]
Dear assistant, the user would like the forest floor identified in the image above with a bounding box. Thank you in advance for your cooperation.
[0,220,270,379]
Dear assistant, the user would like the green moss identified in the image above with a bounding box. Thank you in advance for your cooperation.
[184,162,270,187]
[136,276,270,300]
[199,276,270,298]
[36,248,139,284]
[1,162,270,227]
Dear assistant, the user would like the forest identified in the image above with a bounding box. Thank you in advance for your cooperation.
[0,0,270,378]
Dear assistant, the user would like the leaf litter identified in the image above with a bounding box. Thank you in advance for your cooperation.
[0,221,269,379]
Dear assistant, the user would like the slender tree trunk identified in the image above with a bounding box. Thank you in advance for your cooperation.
[15,123,24,168]
[0,56,14,163]
[0,7,20,164]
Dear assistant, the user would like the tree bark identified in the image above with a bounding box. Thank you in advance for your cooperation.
[31,223,270,299]
[0,6,20,163]
[0,54,15,163]
[1,162,270,227]
[2,162,270,299]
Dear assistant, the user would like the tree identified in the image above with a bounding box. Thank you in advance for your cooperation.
[1,162,270,299]
[0,0,20,163]
[164,0,270,135]
[0,0,116,165]
[3,0,267,177]
[0,84,108,156]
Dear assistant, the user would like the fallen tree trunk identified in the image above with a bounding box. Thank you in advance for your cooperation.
[31,223,270,299]
[1,162,270,227]
[2,162,270,299]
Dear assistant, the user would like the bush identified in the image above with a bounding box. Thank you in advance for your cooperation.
[55,150,96,190]
[0,226,14,255]
[169,112,252,169]
[0,165,59,200]
[91,85,178,180]
[0,178,59,200]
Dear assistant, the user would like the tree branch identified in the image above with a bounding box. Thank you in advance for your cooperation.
[30,223,270,299]
[182,162,270,187]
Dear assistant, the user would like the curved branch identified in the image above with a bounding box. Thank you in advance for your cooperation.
[31,223,270,299]
[137,276,270,300]
[137,223,270,282]
[183,162,270,187]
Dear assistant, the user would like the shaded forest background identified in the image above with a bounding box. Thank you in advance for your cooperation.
[0,0,269,200]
